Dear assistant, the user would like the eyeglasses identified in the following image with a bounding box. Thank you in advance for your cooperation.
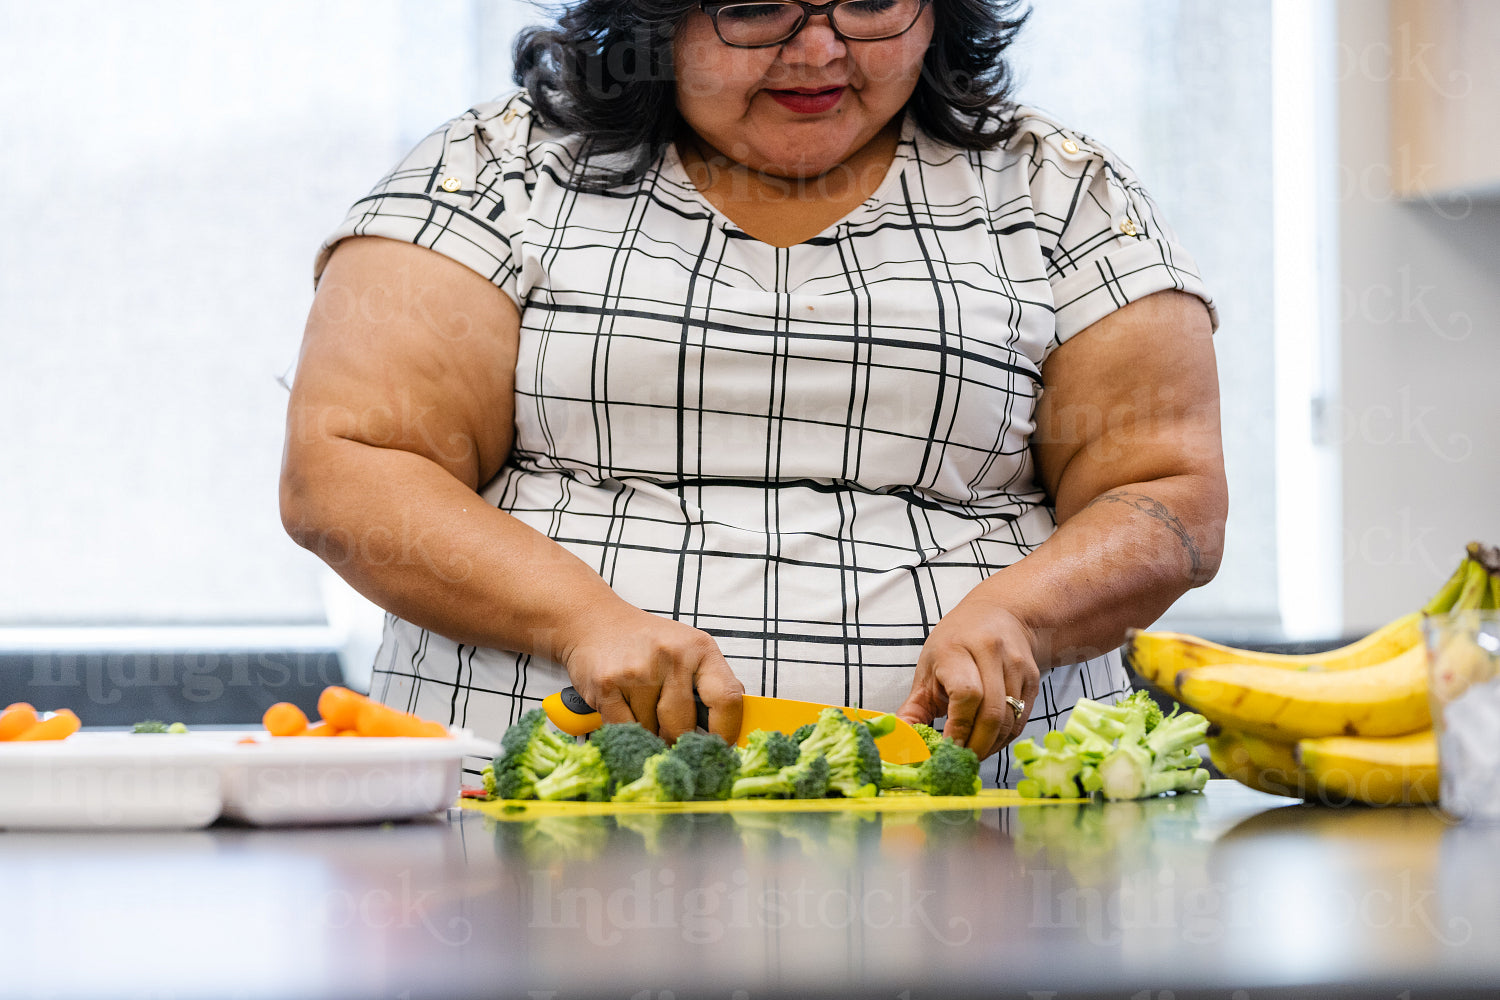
[700,0,931,49]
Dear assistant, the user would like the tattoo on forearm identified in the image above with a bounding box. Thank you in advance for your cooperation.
[1084,490,1203,579]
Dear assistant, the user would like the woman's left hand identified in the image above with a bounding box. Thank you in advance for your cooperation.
[896,594,1040,761]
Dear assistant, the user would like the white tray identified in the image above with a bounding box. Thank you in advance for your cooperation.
[0,730,497,830]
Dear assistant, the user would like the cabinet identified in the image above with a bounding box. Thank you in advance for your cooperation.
[1390,0,1500,200]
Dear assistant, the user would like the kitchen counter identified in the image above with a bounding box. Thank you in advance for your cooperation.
[5,781,1498,999]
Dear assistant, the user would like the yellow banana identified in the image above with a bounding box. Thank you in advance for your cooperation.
[1124,611,1422,698]
[1295,730,1439,807]
[1205,731,1299,798]
[1174,643,1430,740]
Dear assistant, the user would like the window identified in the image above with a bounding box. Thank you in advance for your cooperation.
[0,2,1313,677]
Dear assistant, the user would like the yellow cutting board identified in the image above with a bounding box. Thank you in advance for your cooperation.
[460,788,1085,820]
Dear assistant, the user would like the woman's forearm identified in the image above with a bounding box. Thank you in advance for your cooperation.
[281,436,625,664]
[966,473,1226,670]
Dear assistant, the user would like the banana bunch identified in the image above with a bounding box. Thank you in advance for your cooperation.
[1125,543,1500,806]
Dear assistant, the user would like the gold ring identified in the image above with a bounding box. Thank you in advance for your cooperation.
[1005,696,1025,720]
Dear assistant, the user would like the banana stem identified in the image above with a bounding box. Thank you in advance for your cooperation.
[1455,558,1491,612]
[1424,557,1473,615]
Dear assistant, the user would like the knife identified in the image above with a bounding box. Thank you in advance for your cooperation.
[542,686,932,764]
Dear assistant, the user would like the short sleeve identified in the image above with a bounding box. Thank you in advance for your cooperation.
[313,91,536,308]
[1011,112,1218,351]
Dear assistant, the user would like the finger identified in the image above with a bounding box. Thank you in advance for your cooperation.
[932,651,984,750]
[693,648,744,745]
[591,686,637,727]
[656,669,698,742]
[895,682,944,727]
[622,685,661,739]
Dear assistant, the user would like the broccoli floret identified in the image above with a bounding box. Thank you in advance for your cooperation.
[796,707,881,797]
[879,739,982,796]
[492,753,538,800]
[490,709,576,800]
[133,720,170,734]
[1127,689,1166,732]
[912,722,944,752]
[480,764,498,799]
[497,709,572,778]
[613,751,696,803]
[731,752,831,799]
[667,731,740,800]
[533,741,611,801]
[738,729,800,778]
[590,722,667,794]
[790,723,816,744]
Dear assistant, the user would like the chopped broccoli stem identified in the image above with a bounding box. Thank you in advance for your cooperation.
[862,714,898,739]
[731,753,831,799]
[1143,710,1209,763]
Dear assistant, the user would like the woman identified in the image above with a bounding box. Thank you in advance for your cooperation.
[281,0,1227,785]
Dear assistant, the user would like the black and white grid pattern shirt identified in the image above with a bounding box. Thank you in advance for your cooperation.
[316,91,1217,787]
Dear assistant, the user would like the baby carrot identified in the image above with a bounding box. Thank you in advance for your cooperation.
[0,704,39,741]
[304,721,338,737]
[263,702,309,737]
[355,700,433,738]
[316,686,367,732]
[14,709,81,741]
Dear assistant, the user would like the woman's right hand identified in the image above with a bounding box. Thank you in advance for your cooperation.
[558,602,743,743]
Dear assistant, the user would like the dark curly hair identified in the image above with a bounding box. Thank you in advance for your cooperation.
[513,0,1031,183]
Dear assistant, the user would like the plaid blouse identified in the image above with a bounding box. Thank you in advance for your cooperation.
[316,91,1215,787]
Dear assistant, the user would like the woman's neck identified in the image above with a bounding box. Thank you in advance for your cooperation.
[676,118,903,247]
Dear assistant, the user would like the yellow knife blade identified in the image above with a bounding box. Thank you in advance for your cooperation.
[542,688,932,763]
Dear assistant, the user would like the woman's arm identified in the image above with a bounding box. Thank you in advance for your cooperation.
[280,237,743,740]
[898,289,1227,759]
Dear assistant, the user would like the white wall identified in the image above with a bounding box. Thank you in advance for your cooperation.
[1338,0,1500,631]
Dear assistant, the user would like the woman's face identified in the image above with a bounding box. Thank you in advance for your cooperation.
[673,3,935,178]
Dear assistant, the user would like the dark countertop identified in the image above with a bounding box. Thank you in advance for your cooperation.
[5,781,1498,999]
